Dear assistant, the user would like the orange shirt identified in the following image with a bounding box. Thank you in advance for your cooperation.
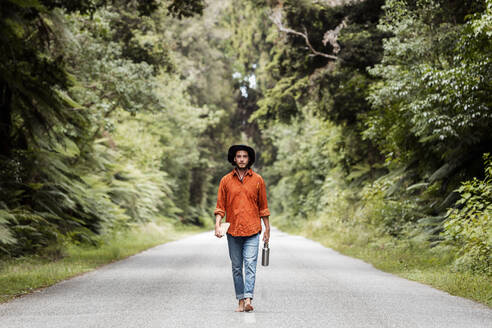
[214,168,270,236]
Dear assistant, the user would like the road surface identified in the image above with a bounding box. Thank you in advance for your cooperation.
[1,227,491,327]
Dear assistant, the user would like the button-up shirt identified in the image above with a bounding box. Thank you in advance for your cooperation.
[214,168,270,236]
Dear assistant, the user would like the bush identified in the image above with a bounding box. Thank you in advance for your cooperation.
[360,172,422,237]
[443,153,492,275]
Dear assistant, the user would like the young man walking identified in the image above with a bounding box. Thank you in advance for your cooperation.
[214,144,270,312]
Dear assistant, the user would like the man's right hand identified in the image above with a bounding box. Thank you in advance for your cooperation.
[215,214,223,238]
[215,224,223,238]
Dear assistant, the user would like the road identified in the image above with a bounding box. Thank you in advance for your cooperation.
[0,227,491,327]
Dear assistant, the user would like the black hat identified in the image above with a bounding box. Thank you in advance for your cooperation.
[228,145,255,167]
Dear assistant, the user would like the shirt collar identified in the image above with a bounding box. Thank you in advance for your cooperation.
[233,168,253,177]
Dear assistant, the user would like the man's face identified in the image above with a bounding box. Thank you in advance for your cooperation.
[234,150,249,169]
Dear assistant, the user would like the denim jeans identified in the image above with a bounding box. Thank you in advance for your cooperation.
[226,232,260,300]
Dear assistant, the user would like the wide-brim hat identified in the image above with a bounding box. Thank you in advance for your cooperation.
[228,145,255,166]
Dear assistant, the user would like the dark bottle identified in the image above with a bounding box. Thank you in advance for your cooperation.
[261,241,270,266]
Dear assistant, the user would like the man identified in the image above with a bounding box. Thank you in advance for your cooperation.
[214,144,270,312]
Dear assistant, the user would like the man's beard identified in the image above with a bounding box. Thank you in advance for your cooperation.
[235,163,249,169]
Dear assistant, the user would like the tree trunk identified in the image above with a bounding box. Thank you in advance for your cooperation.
[0,80,12,157]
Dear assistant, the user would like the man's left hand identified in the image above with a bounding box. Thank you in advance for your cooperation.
[262,229,270,243]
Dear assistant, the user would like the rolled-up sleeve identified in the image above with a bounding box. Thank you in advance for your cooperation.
[214,179,226,217]
[258,177,270,217]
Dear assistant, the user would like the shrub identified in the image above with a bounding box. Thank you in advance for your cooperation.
[443,153,492,275]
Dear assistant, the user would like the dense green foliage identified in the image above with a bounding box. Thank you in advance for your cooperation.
[444,154,492,275]
[0,0,226,257]
[1,0,490,281]
[222,0,491,276]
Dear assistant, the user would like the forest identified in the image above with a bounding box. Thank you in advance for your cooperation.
[0,0,490,290]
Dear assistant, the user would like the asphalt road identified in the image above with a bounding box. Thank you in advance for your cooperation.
[1,227,491,328]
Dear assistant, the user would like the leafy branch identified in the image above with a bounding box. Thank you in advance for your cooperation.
[269,7,347,60]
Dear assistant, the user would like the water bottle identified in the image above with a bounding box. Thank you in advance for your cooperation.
[261,241,270,266]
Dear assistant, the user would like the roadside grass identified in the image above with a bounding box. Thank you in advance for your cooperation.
[0,219,208,303]
[273,216,492,308]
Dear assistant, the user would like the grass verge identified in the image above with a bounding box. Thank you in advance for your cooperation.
[273,216,492,308]
[0,219,208,304]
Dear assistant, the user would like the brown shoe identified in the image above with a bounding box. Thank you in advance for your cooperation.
[244,303,254,312]
[235,299,245,312]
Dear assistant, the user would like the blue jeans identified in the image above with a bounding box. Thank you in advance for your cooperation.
[226,232,260,300]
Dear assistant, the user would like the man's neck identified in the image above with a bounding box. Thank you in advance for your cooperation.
[236,167,248,175]
[235,167,248,181]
